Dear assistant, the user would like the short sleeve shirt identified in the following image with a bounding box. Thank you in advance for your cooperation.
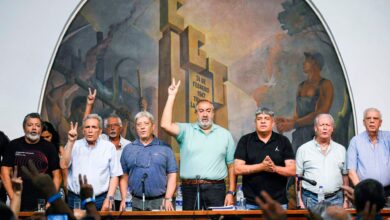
[234,131,294,204]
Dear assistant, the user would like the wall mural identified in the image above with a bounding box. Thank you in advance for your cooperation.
[41,0,355,153]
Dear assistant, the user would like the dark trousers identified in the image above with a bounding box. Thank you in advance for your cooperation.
[0,187,7,203]
[384,185,390,197]
[182,183,226,210]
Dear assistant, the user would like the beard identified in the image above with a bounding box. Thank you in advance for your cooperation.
[108,131,119,138]
[197,118,213,129]
[26,132,40,142]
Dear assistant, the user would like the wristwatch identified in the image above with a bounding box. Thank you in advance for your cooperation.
[164,198,173,202]
[226,191,236,197]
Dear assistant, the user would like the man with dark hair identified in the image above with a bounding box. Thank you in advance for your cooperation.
[1,113,61,211]
[354,179,386,219]
[161,79,236,210]
[234,107,296,209]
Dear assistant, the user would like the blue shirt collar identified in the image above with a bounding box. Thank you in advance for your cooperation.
[133,137,160,147]
[363,130,384,143]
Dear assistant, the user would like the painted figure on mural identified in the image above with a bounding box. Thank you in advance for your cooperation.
[275,52,334,153]
[41,1,353,170]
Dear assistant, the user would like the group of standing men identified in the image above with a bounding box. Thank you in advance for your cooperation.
[1,81,390,212]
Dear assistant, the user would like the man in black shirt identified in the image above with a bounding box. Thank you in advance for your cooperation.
[1,113,61,211]
[234,107,295,209]
[0,131,10,203]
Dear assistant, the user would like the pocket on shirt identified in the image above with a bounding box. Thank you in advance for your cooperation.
[151,152,166,166]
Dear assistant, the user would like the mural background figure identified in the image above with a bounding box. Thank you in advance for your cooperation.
[41,0,354,159]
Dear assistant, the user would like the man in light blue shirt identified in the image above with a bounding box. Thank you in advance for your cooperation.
[62,114,123,211]
[161,78,236,210]
[347,108,390,197]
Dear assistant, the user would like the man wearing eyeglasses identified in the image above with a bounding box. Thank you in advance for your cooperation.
[101,114,131,209]
[234,107,296,209]
[347,108,390,198]
[120,111,177,211]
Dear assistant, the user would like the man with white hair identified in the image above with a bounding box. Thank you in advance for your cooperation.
[347,107,390,197]
[296,113,348,209]
[84,89,131,210]
[101,114,131,209]
[120,111,177,211]
[62,113,122,211]
[1,113,61,211]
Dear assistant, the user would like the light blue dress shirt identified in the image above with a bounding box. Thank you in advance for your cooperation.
[347,130,390,187]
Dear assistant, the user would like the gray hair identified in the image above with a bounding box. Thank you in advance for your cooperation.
[363,107,382,120]
[255,106,274,117]
[104,113,123,128]
[134,111,155,124]
[314,113,334,126]
[83,114,103,129]
[195,99,214,112]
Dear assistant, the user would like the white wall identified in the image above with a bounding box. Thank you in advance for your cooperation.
[0,0,389,139]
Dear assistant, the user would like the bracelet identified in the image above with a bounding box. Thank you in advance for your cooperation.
[48,193,62,204]
[82,197,96,206]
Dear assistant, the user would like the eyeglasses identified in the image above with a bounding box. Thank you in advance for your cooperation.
[255,107,274,117]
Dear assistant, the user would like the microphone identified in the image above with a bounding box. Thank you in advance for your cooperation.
[142,173,148,182]
[195,175,201,210]
[141,173,148,211]
[296,175,317,186]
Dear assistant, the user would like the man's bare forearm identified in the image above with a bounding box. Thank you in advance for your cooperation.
[227,164,236,191]
[1,166,14,200]
[165,173,177,198]
[61,141,75,169]
[107,176,119,197]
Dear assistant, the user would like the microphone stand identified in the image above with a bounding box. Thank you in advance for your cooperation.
[196,175,201,210]
[296,175,317,209]
[296,178,302,209]
[141,173,148,211]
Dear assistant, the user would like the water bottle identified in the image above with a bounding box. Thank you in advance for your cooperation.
[236,185,246,210]
[108,196,115,211]
[125,189,132,211]
[175,186,183,211]
[318,185,325,203]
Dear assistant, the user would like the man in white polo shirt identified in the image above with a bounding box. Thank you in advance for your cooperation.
[296,113,349,209]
